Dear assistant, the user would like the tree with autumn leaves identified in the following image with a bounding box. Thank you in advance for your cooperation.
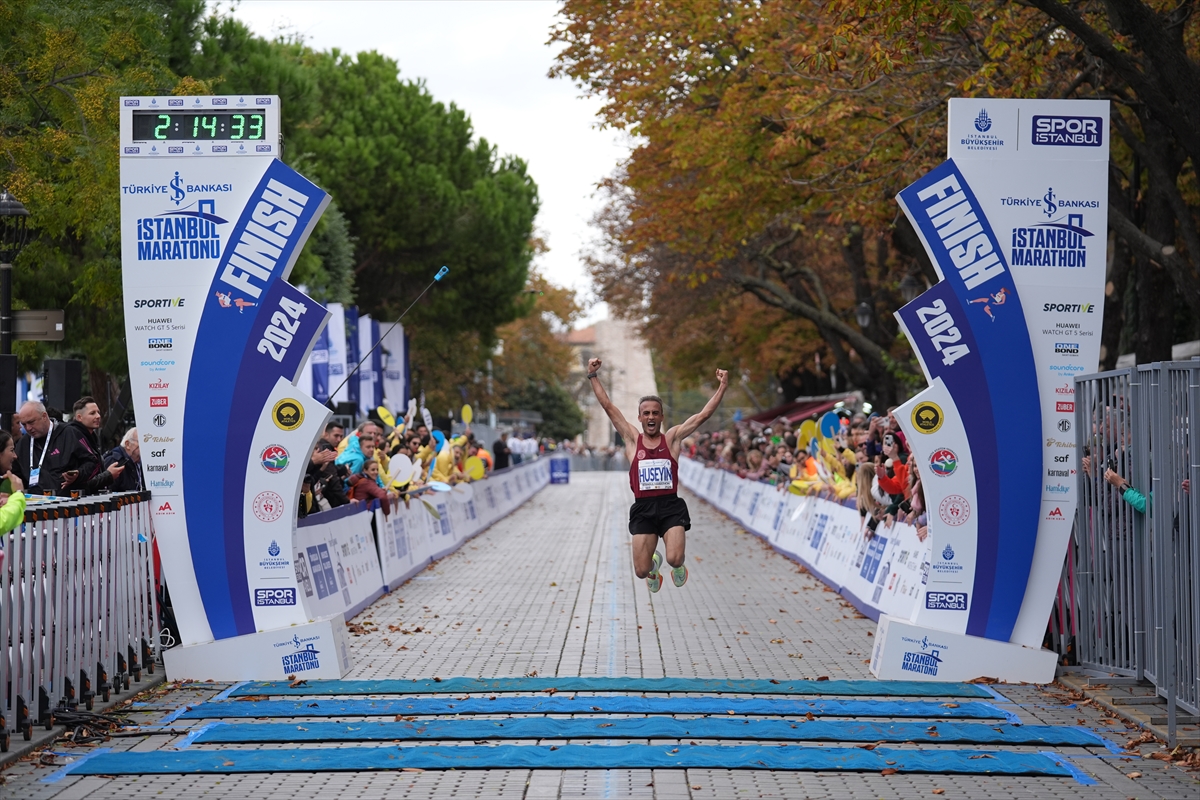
[555,0,1200,404]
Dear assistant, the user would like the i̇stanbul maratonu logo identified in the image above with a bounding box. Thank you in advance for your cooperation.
[974,108,992,132]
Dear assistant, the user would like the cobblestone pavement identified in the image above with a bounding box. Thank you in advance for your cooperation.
[3,472,1197,799]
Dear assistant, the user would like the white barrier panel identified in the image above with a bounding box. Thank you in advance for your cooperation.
[679,459,929,622]
[0,492,158,744]
[378,459,551,589]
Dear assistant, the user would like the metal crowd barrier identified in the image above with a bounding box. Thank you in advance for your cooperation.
[0,491,158,749]
[1063,361,1199,746]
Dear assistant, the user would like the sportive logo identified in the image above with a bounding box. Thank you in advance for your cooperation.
[272,399,304,431]
[1043,302,1095,313]
[938,495,970,527]
[260,445,290,473]
[1055,342,1079,355]
[911,402,943,434]
[1032,115,1103,147]
[928,448,957,477]
[253,491,285,523]
[133,297,185,309]
[1056,401,1074,412]
[973,108,991,132]
[925,591,968,611]
[150,396,168,408]
[254,588,296,607]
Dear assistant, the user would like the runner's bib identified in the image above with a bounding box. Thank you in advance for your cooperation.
[637,459,674,492]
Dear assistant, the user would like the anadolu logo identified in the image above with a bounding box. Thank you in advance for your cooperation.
[974,108,992,132]
[911,402,943,434]
[261,445,290,473]
[272,399,304,431]
[942,544,955,561]
[928,448,958,477]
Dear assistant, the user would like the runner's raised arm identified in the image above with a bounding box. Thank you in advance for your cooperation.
[586,357,638,447]
[667,369,730,449]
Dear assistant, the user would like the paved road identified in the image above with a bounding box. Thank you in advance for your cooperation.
[3,472,1196,798]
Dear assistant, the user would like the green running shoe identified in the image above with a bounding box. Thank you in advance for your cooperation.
[650,552,662,575]
[646,571,663,593]
[671,564,688,588]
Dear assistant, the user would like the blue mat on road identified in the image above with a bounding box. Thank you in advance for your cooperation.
[179,696,1012,721]
[61,744,1083,778]
[230,677,993,699]
[189,718,1114,749]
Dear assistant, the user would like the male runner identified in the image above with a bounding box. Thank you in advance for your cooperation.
[587,357,729,592]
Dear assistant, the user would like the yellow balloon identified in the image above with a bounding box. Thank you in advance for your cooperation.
[461,404,473,424]
[798,420,818,450]
[464,456,485,480]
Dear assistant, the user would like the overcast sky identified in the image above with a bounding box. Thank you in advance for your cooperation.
[221,0,626,324]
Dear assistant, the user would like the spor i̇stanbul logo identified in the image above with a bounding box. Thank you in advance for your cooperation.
[974,108,992,132]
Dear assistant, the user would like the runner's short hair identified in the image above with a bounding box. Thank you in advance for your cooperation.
[638,395,664,412]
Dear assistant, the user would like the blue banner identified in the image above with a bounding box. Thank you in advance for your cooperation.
[310,325,330,404]
[183,160,330,640]
[344,306,359,409]
[897,160,1041,642]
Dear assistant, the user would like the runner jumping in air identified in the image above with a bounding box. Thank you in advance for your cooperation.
[587,358,729,592]
[968,286,1009,321]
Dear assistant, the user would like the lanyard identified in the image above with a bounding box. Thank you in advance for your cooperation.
[31,420,53,472]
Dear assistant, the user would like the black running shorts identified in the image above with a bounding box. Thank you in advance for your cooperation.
[628,494,691,537]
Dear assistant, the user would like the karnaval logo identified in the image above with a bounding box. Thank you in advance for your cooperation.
[928,448,958,477]
[272,399,304,431]
[260,444,290,473]
[974,108,992,132]
[911,402,943,434]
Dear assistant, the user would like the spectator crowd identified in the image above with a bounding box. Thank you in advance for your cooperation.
[684,407,930,543]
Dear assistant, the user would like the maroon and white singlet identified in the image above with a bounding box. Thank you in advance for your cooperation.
[629,434,678,498]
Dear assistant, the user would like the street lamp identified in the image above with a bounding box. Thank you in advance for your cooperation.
[0,188,30,357]
[855,301,872,329]
[899,273,923,304]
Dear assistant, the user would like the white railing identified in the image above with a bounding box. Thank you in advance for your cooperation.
[0,491,158,750]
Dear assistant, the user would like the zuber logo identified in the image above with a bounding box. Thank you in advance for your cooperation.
[150,396,168,408]
[1056,401,1074,412]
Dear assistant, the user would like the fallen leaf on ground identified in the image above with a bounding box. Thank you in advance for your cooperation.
[1128,772,1142,778]
[932,789,945,795]
[881,768,899,776]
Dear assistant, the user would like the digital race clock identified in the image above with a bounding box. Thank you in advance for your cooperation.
[132,111,267,141]
[119,96,280,158]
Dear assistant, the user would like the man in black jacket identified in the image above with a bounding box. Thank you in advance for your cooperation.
[14,400,71,495]
[59,397,124,496]
[103,427,144,492]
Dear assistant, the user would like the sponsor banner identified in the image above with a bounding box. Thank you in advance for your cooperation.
[326,303,349,405]
[380,323,408,412]
[897,163,1042,643]
[678,459,929,623]
[892,380,978,635]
